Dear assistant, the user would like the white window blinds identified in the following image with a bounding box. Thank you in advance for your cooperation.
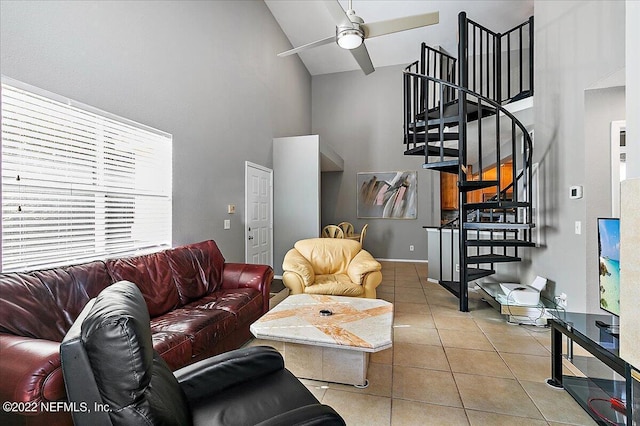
[1,79,172,272]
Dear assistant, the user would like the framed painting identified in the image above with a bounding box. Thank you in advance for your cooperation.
[357,171,417,219]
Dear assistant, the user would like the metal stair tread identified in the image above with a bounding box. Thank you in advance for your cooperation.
[404,144,460,157]
[467,268,495,280]
[421,99,497,121]
[467,254,522,264]
[438,280,461,298]
[458,180,498,191]
[464,201,530,210]
[404,132,460,143]
[466,239,536,247]
[422,160,459,174]
[463,222,534,230]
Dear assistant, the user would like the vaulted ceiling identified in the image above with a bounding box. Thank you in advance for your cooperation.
[265,0,534,76]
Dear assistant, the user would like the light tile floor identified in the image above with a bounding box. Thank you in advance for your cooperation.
[251,262,599,425]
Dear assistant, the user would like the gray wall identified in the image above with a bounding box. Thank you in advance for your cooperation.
[312,65,439,261]
[273,136,320,276]
[584,87,625,313]
[0,0,311,262]
[526,0,626,312]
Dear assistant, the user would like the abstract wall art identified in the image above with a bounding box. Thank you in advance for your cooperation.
[357,171,417,219]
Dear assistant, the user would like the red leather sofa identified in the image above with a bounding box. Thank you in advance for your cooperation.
[0,240,273,426]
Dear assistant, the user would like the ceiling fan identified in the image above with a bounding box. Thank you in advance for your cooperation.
[277,0,439,75]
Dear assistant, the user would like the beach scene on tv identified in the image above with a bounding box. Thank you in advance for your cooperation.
[598,218,621,316]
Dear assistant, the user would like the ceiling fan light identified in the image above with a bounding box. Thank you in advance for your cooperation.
[337,30,363,49]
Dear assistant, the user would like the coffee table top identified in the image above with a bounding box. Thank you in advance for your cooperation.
[250,294,393,352]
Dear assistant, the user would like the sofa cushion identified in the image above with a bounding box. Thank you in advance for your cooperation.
[67,261,113,300]
[187,288,263,327]
[0,269,79,342]
[152,331,193,370]
[150,308,236,358]
[304,274,365,297]
[166,240,225,305]
[107,252,180,317]
[293,238,362,275]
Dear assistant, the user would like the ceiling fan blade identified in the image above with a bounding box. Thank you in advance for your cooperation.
[350,42,375,75]
[363,11,439,39]
[277,35,336,57]
[324,0,353,28]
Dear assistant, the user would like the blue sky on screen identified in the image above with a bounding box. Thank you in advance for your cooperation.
[598,218,620,261]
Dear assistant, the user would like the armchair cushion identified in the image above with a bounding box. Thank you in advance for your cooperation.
[283,238,382,298]
[293,238,361,275]
[282,248,315,287]
[174,346,284,401]
[305,274,364,297]
[347,249,382,284]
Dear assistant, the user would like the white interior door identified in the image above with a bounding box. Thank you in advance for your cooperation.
[245,162,273,266]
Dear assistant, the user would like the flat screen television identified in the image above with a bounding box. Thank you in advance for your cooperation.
[598,217,621,316]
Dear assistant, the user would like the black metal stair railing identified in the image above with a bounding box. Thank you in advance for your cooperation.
[406,13,533,134]
[403,72,533,186]
[404,12,535,312]
[404,71,534,311]
[460,12,534,105]
[420,45,458,114]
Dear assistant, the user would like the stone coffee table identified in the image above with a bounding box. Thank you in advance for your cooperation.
[250,294,393,387]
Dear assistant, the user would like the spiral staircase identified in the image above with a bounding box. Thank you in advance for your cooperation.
[404,12,535,312]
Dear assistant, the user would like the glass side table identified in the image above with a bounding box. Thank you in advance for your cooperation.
[546,312,631,426]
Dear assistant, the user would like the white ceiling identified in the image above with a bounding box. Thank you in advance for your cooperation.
[265,0,534,76]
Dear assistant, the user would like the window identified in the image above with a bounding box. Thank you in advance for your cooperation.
[1,78,172,272]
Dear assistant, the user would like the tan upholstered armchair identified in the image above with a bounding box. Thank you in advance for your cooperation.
[282,238,382,299]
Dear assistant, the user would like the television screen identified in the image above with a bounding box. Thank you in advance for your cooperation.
[598,218,620,316]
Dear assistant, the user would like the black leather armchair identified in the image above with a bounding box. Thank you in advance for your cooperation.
[60,281,345,426]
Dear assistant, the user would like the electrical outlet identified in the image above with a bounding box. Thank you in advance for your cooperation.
[555,293,568,308]
[409,245,414,252]
[227,204,236,214]
[223,219,230,230]
[575,221,581,235]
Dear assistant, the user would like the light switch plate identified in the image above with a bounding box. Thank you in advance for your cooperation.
[227,204,235,214]
[224,219,230,230]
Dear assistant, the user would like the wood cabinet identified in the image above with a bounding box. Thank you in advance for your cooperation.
[440,172,459,211]
[439,162,514,223]
[475,162,513,201]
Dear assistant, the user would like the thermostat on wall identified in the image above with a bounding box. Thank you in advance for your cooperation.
[569,185,583,199]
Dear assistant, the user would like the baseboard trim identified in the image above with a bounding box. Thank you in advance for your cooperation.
[375,258,428,264]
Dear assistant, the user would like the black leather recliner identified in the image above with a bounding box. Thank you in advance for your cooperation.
[60,281,345,426]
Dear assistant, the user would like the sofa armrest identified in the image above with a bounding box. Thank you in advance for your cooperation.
[0,334,65,408]
[282,249,315,287]
[222,263,273,313]
[174,346,284,403]
[254,404,346,426]
[347,249,381,284]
